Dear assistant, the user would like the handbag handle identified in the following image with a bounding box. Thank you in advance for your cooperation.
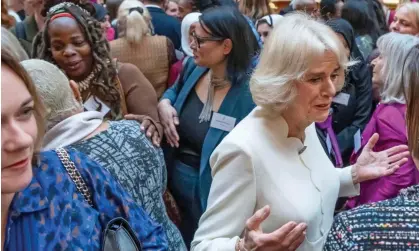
[55,148,94,207]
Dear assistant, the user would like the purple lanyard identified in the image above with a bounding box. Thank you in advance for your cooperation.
[316,115,343,168]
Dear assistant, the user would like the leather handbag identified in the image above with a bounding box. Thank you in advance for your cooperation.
[55,148,143,251]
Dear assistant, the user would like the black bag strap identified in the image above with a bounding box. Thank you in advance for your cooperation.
[14,22,27,41]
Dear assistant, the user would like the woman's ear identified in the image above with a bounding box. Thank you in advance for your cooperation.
[69,80,82,103]
[223,38,233,55]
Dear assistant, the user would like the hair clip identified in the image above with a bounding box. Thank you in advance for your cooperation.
[47,2,90,16]
[129,7,144,15]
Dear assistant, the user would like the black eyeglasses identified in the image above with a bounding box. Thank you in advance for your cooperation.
[191,32,224,48]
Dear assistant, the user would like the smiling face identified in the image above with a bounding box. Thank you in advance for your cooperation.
[48,17,94,81]
[289,51,343,123]
[1,63,37,194]
[390,6,419,35]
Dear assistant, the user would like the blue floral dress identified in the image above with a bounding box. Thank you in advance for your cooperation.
[4,149,168,251]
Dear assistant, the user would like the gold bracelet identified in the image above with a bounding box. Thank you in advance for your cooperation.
[351,164,360,184]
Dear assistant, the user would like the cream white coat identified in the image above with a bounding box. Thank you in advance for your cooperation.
[191,107,359,251]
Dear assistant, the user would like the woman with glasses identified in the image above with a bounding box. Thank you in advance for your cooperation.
[256,14,282,44]
[158,6,259,247]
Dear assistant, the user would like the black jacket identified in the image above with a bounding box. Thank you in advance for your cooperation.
[332,63,372,164]
[147,6,181,49]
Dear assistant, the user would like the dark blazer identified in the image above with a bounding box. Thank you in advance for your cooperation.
[147,6,181,50]
[162,60,256,210]
[332,62,372,165]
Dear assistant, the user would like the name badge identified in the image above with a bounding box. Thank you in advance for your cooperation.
[210,113,236,132]
[354,129,362,154]
[84,96,111,116]
[333,92,350,106]
[326,133,332,154]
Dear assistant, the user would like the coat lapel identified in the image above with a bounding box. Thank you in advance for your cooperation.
[199,82,242,209]
[173,67,207,113]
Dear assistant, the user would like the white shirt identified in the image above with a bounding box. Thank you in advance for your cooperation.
[191,107,360,251]
[145,4,162,9]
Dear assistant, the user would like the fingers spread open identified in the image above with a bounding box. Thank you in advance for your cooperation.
[386,145,409,156]
[364,133,379,151]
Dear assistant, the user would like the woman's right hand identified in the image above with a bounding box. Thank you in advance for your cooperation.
[158,99,180,148]
[240,206,307,251]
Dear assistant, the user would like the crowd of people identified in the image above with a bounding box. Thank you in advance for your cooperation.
[1,0,419,250]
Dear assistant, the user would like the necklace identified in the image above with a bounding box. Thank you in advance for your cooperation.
[76,64,103,92]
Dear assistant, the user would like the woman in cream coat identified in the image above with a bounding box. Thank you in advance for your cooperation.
[191,13,410,251]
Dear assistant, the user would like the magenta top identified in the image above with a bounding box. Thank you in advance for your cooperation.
[346,103,419,209]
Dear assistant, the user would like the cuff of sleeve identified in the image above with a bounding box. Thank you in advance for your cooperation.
[191,236,240,251]
[338,165,360,197]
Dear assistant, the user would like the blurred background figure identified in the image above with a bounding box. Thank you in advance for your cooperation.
[292,0,319,18]
[256,14,283,44]
[144,0,182,49]
[341,0,380,60]
[178,0,196,20]
[2,0,18,28]
[238,0,271,22]
[320,0,344,21]
[93,2,115,41]
[167,12,201,87]
[10,0,45,55]
[1,27,29,61]
[111,0,176,99]
[165,0,180,19]
[390,2,419,35]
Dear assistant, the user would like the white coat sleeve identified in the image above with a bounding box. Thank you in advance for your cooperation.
[191,141,257,251]
[335,165,360,197]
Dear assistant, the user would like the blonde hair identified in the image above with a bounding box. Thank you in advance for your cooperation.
[1,27,29,61]
[250,13,350,113]
[397,2,419,34]
[238,0,271,21]
[117,0,152,44]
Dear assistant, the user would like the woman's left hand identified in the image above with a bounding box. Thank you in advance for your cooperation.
[124,114,162,147]
[353,133,410,184]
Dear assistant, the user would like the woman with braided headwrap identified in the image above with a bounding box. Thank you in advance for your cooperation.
[32,1,163,146]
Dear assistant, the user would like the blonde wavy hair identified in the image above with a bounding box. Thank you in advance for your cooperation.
[117,0,153,44]
[250,13,351,113]
[397,2,419,34]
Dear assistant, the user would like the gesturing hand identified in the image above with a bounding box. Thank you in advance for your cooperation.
[353,133,410,184]
[240,206,306,251]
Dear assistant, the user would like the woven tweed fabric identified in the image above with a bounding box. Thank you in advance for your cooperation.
[324,185,419,251]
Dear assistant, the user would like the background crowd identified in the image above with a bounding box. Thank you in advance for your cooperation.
[1,0,419,250]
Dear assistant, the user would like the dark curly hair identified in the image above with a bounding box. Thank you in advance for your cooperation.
[32,2,121,114]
